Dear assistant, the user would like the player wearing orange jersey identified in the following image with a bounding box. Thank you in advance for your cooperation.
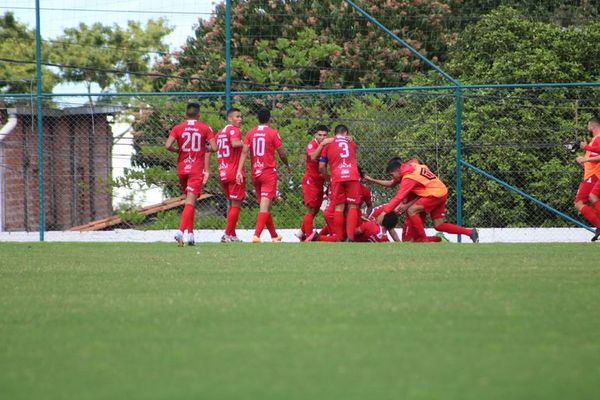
[575,117,600,241]
[376,157,478,242]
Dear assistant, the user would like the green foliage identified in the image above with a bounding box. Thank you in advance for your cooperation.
[0,12,59,94]
[50,19,173,92]
[117,209,146,225]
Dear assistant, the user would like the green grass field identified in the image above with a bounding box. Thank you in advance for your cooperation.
[1,243,599,399]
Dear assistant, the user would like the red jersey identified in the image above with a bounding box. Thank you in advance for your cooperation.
[355,220,389,243]
[169,119,214,175]
[304,139,323,182]
[321,135,359,182]
[216,124,244,182]
[244,124,282,178]
[360,183,372,208]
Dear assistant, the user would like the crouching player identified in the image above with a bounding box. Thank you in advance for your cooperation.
[377,157,478,243]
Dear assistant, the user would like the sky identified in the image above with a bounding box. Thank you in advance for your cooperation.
[3,0,217,96]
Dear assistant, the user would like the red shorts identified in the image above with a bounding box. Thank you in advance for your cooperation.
[415,195,447,220]
[252,170,278,200]
[221,179,246,201]
[179,172,203,196]
[330,180,362,205]
[302,176,325,209]
[576,175,600,202]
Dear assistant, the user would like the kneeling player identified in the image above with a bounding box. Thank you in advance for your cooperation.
[377,157,478,243]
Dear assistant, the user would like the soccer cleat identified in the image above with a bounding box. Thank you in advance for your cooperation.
[174,231,184,247]
[295,230,306,242]
[592,228,600,242]
[272,234,283,243]
[220,234,230,243]
[305,230,319,242]
[229,235,243,242]
[251,235,262,243]
[469,228,479,243]
[187,233,195,246]
[435,232,450,242]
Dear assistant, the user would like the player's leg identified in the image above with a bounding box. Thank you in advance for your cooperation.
[330,182,346,241]
[224,180,245,242]
[184,174,204,245]
[406,204,427,241]
[261,173,281,242]
[345,181,362,241]
[589,176,600,213]
[575,179,600,232]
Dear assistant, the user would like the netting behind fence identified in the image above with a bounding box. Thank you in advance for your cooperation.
[1,86,597,233]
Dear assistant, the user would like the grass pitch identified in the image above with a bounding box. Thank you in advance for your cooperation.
[1,242,599,399]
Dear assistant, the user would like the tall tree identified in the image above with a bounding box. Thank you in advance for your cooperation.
[0,12,59,94]
[50,19,173,94]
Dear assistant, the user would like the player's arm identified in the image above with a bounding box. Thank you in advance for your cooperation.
[577,154,600,164]
[364,175,397,187]
[395,197,419,214]
[236,144,249,184]
[165,135,178,153]
[231,137,243,148]
[581,141,600,154]
[203,152,212,184]
[309,137,334,161]
[377,179,419,224]
[207,137,218,152]
[388,228,401,242]
[276,147,292,173]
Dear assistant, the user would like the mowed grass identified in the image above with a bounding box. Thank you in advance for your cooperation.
[1,243,599,400]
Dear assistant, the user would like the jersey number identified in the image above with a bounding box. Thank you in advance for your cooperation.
[253,137,266,157]
[338,142,350,158]
[420,167,436,180]
[181,132,203,152]
[217,138,230,158]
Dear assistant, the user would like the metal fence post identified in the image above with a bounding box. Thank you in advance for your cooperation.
[35,0,45,241]
[455,87,463,242]
[225,0,232,110]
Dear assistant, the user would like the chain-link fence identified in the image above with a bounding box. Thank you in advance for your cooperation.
[1,86,598,233]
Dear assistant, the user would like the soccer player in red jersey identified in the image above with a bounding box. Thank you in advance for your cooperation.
[298,125,332,241]
[236,108,291,243]
[376,157,479,242]
[319,124,362,241]
[354,212,399,242]
[165,102,217,246]
[216,108,245,242]
[575,117,600,241]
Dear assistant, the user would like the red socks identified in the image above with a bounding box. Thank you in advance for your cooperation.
[346,207,359,241]
[266,214,278,238]
[179,203,195,233]
[333,211,345,241]
[225,206,240,236]
[435,222,472,236]
[408,214,426,240]
[302,213,314,235]
[255,212,269,237]
[581,205,600,228]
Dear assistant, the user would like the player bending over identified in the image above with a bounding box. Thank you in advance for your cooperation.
[376,157,478,243]
[165,102,217,246]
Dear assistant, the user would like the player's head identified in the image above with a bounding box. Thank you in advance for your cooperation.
[257,108,271,124]
[334,124,349,136]
[381,212,399,231]
[588,116,600,136]
[312,124,329,143]
[186,102,200,119]
[227,108,242,127]
[386,157,403,179]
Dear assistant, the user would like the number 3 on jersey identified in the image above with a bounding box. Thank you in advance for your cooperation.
[217,138,230,158]
[253,136,266,156]
[338,141,350,158]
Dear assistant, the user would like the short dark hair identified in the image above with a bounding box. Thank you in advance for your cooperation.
[381,212,399,230]
[589,116,600,125]
[334,124,348,134]
[186,102,200,117]
[385,157,403,173]
[227,107,241,116]
[257,108,271,124]
[311,124,329,135]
